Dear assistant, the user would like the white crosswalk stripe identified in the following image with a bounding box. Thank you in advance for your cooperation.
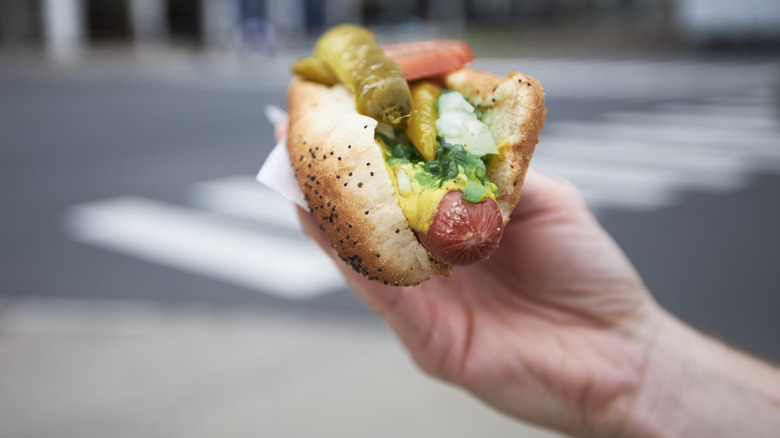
[189,174,303,232]
[536,95,780,212]
[63,194,346,300]
[63,60,780,300]
[604,108,779,131]
[546,120,780,154]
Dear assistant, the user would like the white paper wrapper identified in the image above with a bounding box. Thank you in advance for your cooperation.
[256,107,307,209]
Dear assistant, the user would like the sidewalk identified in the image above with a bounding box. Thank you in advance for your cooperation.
[0,298,563,438]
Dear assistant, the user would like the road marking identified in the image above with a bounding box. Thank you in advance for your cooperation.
[546,120,780,158]
[604,108,780,131]
[533,93,780,211]
[537,136,752,192]
[659,102,780,118]
[578,187,680,212]
[190,175,302,232]
[63,196,345,300]
[534,155,687,193]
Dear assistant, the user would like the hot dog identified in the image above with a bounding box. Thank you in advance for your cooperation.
[287,24,546,285]
[416,191,504,266]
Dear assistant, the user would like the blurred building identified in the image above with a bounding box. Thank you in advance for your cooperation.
[675,0,780,45]
[0,0,777,56]
[0,0,239,54]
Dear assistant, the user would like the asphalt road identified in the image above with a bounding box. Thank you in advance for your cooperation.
[2,51,779,364]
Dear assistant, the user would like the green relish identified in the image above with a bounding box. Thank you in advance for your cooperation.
[377,128,498,203]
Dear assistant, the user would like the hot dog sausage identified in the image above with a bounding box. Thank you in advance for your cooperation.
[416,191,504,266]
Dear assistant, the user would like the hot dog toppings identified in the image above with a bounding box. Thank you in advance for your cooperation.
[436,90,499,157]
[296,24,412,127]
[377,87,500,235]
[404,81,440,161]
[381,40,475,81]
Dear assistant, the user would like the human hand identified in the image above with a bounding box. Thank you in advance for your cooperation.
[273,122,780,438]
[294,159,661,436]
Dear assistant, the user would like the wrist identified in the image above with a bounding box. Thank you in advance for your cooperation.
[624,310,780,438]
[619,311,693,438]
[554,300,670,438]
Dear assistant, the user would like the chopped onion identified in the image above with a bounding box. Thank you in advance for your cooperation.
[437,91,475,114]
[395,167,412,196]
[435,90,497,157]
[435,111,470,142]
[460,118,498,156]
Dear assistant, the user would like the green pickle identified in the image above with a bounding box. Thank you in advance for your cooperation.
[462,181,488,203]
[405,81,440,161]
[292,57,338,86]
[313,24,412,126]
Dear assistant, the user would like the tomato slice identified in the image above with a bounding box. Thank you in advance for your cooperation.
[383,40,475,81]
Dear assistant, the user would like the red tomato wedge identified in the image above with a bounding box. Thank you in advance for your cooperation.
[382,40,475,81]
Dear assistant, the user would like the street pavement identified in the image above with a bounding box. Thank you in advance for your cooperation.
[1,45,779,437]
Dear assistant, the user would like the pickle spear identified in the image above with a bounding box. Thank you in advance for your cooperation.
[313,24,412,126]
[292,57,338,86]
[405,81,441,161]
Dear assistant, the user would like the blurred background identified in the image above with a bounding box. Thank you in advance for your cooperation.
[1,1,779,437]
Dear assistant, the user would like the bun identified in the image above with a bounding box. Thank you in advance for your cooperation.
[286,68,545,285]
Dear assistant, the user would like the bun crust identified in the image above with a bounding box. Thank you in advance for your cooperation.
[287,68,546,285]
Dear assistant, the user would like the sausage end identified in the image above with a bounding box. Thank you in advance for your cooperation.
[416,191,504,266]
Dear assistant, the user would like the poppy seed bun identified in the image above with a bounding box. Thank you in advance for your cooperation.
[287,68,545,285]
